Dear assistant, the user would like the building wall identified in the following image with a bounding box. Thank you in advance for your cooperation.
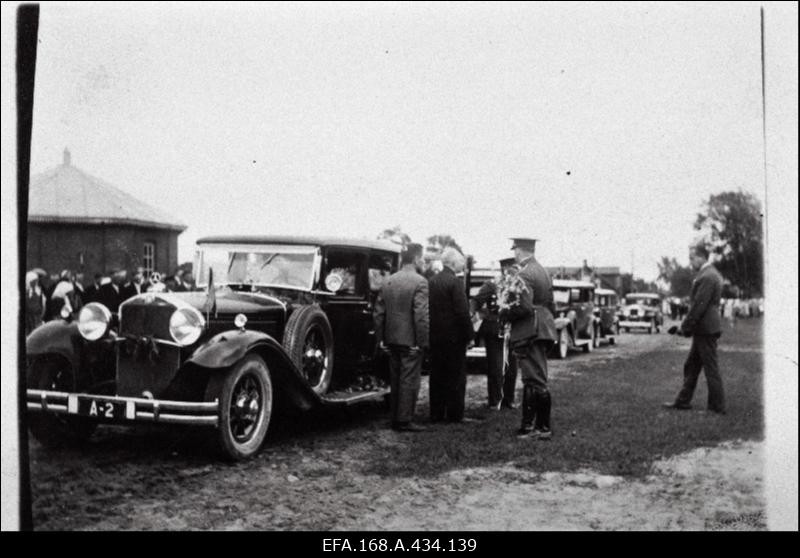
[26,223,180,281]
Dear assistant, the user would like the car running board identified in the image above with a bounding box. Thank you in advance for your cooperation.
[320,387,390,407]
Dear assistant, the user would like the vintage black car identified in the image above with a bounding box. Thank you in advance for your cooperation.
[26,236,400,460]
[618,292,664,334]
[593,288,620,346]
[551,279,600,359]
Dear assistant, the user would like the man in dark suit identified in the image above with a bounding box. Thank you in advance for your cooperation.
[428,247,474,423]
[665,244,726,414]
[83,273,103,304]
[97,269,128,313]
[374,243,430,432]
[500,238,557,439]
[471,256,519,410]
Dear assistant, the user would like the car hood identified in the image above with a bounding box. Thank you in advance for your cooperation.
[162,290,287,317]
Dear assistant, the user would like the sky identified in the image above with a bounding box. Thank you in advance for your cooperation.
[28,1,768,281]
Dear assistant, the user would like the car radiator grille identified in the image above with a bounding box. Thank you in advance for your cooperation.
[120,303,174,340]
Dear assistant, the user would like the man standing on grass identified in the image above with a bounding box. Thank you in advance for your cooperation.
[374,243,431,432]
[664,244,726,414]
[428,247,474,423]
[501,238,557,440]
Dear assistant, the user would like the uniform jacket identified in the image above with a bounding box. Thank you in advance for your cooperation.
[681,263,723,336]
[473,280,501,337]
[374,266,430,349]
[428,267,473,347]
[506,256,557,344]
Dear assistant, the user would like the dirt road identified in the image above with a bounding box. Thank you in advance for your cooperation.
[28,320,766,530]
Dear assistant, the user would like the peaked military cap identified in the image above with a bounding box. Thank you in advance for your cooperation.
[510,237,538,250]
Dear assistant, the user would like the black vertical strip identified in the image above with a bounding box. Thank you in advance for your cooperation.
[17,3,39,532]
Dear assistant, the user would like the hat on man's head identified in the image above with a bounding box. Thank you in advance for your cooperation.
[498,256,517,268]
[510,237,538,251]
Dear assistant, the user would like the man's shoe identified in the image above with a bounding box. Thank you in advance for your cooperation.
[706,408,727,415]
[532,428,552,441]
[486,402,502,411]
[459,416,485,424]
[501,401,517,410]
[662,402,692,410]
[393,422,428,432]
[516,425,534,438]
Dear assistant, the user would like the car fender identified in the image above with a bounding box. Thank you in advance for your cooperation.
[26,320,81,369]
[187,329,319,411]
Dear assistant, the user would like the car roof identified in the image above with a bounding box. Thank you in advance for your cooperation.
[197,235,401,253]
[595,288,618,296]
[552,279,595,289]
[625,292,661,299]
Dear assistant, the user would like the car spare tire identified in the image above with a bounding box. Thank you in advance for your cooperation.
[283,305,334,395]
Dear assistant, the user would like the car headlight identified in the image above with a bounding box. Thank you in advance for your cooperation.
[77,302,112,341]
[169,307,205,346]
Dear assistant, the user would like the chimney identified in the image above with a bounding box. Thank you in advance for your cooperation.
[63,147,71,166]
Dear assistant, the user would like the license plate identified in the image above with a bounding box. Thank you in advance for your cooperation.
[68,395,132,420]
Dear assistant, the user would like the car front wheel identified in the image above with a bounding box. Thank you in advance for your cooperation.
[584,326,595,353]
[206,354,273,461]
[27,357,96,447]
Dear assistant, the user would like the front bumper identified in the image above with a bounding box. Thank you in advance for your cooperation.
[26,389,219,426]
[618,319,654,329]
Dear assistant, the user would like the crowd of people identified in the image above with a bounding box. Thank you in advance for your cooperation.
[373,237,555,439]
[24,266,197,335]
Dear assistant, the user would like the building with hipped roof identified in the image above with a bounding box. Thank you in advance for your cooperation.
[26,148,186,280]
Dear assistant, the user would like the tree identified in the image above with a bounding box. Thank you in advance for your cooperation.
[426,234,463,254]
[657,257,694,298]
[694,191,764,297]
[377,226,412,248]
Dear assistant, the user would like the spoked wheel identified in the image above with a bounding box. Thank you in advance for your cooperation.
[556,329,569,359]
[301,326,330,391]
[283,305,334,395]
[206,354,273,461]
[27,357,96,447]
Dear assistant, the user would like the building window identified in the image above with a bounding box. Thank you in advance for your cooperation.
[143,242,155,276]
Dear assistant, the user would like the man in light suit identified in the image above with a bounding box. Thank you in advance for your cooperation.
[665,244,726,414]
[500,238,557,439]
[374,243,430,432]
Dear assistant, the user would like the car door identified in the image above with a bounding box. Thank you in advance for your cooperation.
[319,247,371,375]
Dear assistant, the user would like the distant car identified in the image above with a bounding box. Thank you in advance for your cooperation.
[465,267,498,359]
[593,288,620,345]
[26,235,400,460]
[618,292,663,334]
[551,279,599,359]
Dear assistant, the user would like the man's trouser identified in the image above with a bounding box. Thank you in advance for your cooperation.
[388,346,423,424]
[512,338,549,393]
[430,341,468,422]
[484,328,518,406]
[675,334,725,412]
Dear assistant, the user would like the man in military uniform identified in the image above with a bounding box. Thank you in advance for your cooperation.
[471,256,519,410]
[499,238,557,439]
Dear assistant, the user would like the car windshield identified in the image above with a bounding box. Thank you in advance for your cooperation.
[553,288,570,305]
[626,296,659,306]
[195,244,317,290]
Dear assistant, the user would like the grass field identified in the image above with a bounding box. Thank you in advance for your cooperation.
[358,318,764,478]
